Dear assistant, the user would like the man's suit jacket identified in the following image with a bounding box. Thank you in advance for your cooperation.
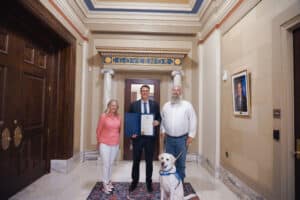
[235,95,247,112]
[130,99,161,136]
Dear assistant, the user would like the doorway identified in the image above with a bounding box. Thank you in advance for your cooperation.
[293,27,300,200]
[123,79,160,160]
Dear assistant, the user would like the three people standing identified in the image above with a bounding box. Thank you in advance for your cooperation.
[96,85,197,194]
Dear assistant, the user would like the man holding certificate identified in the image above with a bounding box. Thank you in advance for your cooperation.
[128,84,161,193]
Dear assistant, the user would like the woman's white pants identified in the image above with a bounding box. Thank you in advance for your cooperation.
[99,143,119,184]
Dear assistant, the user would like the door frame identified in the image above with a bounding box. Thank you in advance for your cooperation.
[272,3,300,200]
[123,78,160,160]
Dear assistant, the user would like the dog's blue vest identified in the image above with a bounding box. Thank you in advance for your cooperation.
[159,170,182,182]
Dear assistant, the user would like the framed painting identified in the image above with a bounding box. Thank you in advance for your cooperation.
[232,70,250,116]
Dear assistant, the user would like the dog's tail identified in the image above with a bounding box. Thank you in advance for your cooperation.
[184,193,197,200]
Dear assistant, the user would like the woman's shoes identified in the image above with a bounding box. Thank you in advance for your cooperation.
[108,181,114,190]
[102,183,113,194]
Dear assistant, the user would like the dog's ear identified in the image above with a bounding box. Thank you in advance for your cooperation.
[158,154,163,161]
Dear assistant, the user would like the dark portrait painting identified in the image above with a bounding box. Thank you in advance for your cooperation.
[232,70,250,116]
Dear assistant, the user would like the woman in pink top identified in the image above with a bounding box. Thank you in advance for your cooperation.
[96,99,121,194]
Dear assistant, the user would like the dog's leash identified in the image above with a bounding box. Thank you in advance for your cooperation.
[163,139,190,161]
[163,135,190,159]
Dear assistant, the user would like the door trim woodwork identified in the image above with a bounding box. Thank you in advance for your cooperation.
[272,3,300,199]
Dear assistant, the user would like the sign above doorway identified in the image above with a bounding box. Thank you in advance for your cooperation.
[101,52,184,66]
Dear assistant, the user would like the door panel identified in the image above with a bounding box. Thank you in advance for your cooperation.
[293,27,300,200]
[0,31,21,199]
[0,27,48,199]
[21,72,46,128]
[0,65,7,121]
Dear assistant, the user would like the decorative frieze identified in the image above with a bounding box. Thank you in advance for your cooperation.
[103,55,182,66]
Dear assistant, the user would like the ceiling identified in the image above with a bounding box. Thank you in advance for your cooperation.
[63,0,226,35]
[95,0,191,4]
[83,0,203,14]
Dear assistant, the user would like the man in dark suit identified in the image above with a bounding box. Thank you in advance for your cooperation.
[129,84,161,193]
[235,81,247,112]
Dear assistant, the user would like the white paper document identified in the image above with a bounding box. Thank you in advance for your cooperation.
[141,114,154,136]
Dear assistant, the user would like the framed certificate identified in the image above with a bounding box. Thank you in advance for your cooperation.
[141,114,154,136]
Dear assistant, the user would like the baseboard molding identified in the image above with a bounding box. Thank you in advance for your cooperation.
[186,152,202,164]
[50,152,80,173]
[200,157,220,178]
[81,150,99,162]
[218,165,265,200]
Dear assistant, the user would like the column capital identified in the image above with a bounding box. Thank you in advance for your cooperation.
[101,68,114,75]
[171,70,184,77]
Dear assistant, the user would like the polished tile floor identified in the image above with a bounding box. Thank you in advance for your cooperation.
[10,160,239,200]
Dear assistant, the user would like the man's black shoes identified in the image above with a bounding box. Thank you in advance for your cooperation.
[146,183,153,193]
[129,182,153,193]
[129,182,137,192]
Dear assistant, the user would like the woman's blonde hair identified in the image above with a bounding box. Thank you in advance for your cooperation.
[105,99,119,115]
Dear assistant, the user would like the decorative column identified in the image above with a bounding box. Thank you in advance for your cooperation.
[101,69,114,111]
[171,70,184,87]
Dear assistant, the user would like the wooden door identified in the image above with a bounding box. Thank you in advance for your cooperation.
[0,27,21,199]
[19,42,48,188]
[293,27,300,200]
[0,25,50,199]
[0,1,76,198]
[123,79,160,160]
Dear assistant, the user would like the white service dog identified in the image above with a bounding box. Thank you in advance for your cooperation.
[159,153,197,200]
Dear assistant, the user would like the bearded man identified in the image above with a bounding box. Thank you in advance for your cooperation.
[160,86,197,182]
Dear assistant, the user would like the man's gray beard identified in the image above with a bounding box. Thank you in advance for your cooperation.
[171,95,181,104]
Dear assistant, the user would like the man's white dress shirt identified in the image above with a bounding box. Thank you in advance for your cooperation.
[160,100,197,138]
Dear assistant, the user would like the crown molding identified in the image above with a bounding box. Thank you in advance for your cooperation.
[87,21,201,34]
[54,0,89,36]
[96,46,190,55]
[219,0,261,34]
[103,64,182,72]
[43,0,89,41]
[197,0,262,44]
[70,0,203,34]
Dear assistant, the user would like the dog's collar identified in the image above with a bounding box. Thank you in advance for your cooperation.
[159,169,181,182]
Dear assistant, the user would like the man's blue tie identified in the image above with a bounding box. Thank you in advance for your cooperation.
[143,102,148,114]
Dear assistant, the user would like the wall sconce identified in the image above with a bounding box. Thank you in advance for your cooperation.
[222,70,228,81]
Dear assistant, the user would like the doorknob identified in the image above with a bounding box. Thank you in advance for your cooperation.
[1,128,11,150]
[14,126,22,147]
